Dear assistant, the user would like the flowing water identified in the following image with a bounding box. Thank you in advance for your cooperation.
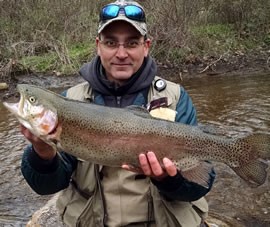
[0,73,269,226]
[181,73,270,227]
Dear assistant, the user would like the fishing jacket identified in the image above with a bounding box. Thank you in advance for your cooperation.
[21,56,215,227]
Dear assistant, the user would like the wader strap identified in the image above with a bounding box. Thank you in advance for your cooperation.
[147,188,154,227]
[70,180,91,200]
[94,164,108,224]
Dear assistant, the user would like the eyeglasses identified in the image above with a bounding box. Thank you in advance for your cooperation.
[100,4,146,22]
[99,39,145,50]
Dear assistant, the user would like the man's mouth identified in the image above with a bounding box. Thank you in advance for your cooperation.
[112,63,131,66]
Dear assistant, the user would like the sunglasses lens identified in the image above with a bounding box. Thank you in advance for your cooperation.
[125,5,145,21]
[102,5,120,20]
[100,5,145,22]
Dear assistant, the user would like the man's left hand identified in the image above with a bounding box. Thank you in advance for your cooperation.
[122,151,178,181]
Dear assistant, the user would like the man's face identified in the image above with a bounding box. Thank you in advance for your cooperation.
[96,21,151,85]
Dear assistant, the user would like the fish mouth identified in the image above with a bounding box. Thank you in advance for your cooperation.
[4,92,58,137]
[3,95,37,133]
[3,94,25,118]
[3,102,19,115]
[3,95,35,134]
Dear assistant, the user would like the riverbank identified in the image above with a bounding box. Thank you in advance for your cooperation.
[1,49,269,101]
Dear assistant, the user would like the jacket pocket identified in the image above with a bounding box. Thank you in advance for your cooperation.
[56,183,92,226]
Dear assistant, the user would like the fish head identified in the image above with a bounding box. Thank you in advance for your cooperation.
[3,84,58,138]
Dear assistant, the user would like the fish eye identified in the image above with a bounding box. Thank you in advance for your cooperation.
[29,96,36,103]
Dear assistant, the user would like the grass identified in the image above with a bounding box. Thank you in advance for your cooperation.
[7,23,270,76]
[187,23,270,58]
[17,24,268,75]
[19,42,95,75]
[1,0,269,78]
[190,24,237,54]
[192,24,234,38]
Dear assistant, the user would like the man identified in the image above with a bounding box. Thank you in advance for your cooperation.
[21,0,215,226]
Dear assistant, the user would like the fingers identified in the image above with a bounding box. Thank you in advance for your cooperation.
[139,151,178,180]
[20,124,34,140]
[20,124,43,144]
[122,164,143,174]
[122,151,178,180]
[163,157,177,177]
[20,125,41,144]
[140,152,163,176]
[19,124,56,160]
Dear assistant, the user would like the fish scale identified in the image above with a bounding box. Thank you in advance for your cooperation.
[3,84,270,188]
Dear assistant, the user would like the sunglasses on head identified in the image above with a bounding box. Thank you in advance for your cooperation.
[100,4,146,22]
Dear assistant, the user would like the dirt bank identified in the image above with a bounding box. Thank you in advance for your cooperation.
[1,51,269,101]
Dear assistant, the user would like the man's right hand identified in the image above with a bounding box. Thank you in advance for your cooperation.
[20,125,56,160]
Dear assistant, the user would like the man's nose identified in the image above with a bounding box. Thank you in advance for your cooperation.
[115,45,128,58]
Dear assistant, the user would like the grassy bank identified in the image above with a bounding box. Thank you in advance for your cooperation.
[0,0,269,79]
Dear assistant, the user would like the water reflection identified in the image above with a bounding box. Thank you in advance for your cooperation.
[182,74,270,136]
[0,102,50,226]
[181,73,270,226]
[0,73,269,226]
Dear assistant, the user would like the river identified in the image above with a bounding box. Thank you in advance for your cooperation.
[0,73,269,226]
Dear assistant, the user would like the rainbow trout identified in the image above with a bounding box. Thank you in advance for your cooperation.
[3,84,270,187]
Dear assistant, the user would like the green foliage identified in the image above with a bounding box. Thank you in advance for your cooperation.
[20,54,58,72]
[192,24,234,39]
[264,34,270,46]
[19,42,95,75]
[1,0,270,75]
[189,24,236,55]
[69,43,95,63]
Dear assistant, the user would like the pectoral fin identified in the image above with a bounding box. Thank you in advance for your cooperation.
[179,161,214,188]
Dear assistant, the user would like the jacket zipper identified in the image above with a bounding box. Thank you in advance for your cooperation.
[116,96,121,107]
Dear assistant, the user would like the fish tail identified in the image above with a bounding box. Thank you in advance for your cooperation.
[231,134,270,187]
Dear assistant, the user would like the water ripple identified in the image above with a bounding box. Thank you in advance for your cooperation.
[0,73,269,225]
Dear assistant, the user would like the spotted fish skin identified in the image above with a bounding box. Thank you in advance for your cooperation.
[3,84,270,187]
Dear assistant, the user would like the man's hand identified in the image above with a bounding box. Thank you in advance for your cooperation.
[20,125,56,160]
[122,151,178,181]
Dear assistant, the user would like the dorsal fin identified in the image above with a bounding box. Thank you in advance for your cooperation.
[198,123,227,137]
[126,105,153,119]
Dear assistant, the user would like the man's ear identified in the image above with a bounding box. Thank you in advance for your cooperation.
[144,38,151,57]
[96,37,100,56]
